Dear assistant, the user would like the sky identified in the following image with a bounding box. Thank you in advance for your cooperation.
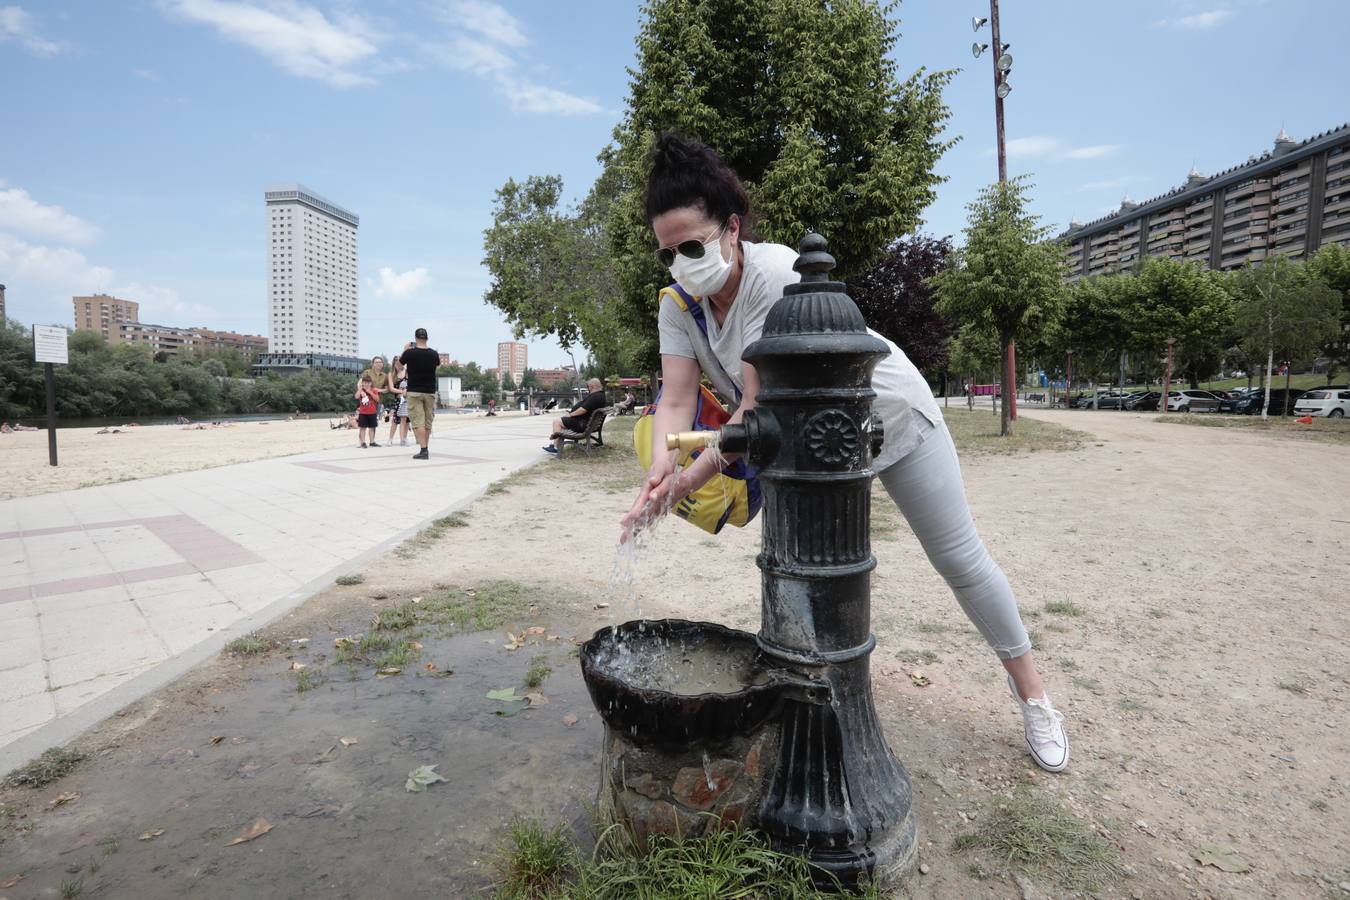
[1,0,1346,369]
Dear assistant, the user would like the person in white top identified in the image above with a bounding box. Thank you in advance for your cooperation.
[622,133,1068,773]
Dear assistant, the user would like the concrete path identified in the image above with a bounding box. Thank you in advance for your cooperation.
[0,416,555,770]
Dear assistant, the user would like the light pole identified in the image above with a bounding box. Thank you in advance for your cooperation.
[1066,350,1073,408]
[1162,338,1176,413]
[974,4,1018,421]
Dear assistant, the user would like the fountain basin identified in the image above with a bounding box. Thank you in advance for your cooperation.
[580,619,828,750]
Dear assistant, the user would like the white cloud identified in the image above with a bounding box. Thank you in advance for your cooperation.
[0,183,101,244]
[133,68,159,81]
[989,137,1122,162]
[160,0,380,88]
[1155,9,1232,29]
[0,5,67,55]
[429,4,602,116]
[1063,144,1122,160]
[368,266,430,298]
[450,0,526,49]
[0,233,113,291]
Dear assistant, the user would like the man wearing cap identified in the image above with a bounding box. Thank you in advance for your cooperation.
[399,328,440,460]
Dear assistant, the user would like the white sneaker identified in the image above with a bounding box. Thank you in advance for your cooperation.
[400,438,410,446]
[1008,675,1069,772]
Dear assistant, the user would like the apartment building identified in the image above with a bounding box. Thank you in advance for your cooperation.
[497,341,527,385]
[190,327,268,358]
[264,184,359,357]
[73,294,140,341]
[1061,124,1350,281]
[118,322,199,355]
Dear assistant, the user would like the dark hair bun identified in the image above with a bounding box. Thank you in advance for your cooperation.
[645,132,751,225]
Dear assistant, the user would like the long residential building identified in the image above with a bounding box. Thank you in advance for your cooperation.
[74,294,140,342]
[1060,124,1350,281]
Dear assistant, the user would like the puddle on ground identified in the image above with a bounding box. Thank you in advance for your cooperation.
[0,621,597,898]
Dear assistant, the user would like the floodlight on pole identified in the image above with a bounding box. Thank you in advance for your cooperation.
[973,16,987,30]
[972,42,988,58]
[997,52,1013,72]
[996,81,1011,99]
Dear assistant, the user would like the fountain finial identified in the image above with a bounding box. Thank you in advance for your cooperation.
[793,232,836,283]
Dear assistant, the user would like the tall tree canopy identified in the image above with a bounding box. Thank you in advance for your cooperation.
[931,178,1065,434]
[602,0,953,370]
[1306,242,1350,383]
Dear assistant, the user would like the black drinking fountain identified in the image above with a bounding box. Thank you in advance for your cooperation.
[580,233,917,890]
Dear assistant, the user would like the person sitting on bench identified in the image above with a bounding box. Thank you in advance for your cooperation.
[544,378,607,454]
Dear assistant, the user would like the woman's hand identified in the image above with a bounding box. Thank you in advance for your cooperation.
[621,451,681,541]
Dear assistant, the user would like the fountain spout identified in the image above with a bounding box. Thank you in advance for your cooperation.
[665,411,779,462]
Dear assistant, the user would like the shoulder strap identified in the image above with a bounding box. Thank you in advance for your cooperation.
[659,284,741,405]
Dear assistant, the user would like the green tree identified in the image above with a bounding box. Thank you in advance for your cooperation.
[600,0,952,370]
[931,178,1065,434]
[501,373,518,391]
[1128,257,1235,389]
[1306,243,1350,383]
[519,368,540,390]
[1230,255,1341,418]
[1047,274,1133,406]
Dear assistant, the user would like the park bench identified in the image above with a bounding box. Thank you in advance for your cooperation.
[552,407,611,456]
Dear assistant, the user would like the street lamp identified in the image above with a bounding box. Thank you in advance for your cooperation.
[1163,338,1176,413]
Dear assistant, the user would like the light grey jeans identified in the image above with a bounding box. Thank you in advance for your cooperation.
[876,416,1031,660]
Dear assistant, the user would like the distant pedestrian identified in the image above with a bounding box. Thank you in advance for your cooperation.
[399,328,440,460]
[386,356,410,446]
[544,377,607,455]
[355,373,380,448]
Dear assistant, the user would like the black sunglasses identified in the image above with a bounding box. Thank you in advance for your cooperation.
[655,223,727,267]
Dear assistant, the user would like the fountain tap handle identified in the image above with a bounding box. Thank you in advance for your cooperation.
[867,413,884,458]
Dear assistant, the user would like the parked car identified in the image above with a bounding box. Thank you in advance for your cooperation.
[1073,390,1131,409]
[1292,388,1350,418]
[1231,389,1308,416]
[1124,391,1161,411]
[1165,390,1223,412]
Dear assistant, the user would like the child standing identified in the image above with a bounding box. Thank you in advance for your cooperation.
[355,373,380,448]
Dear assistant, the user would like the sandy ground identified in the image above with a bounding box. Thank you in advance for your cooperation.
[0,412,529,501]
[2,409,1348,898]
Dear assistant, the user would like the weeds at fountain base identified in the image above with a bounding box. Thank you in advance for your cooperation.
[492,816,882,899]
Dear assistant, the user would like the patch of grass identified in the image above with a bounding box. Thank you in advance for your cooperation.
[917,622,948,634]
[376,640,422,670]
[1058,657,1078,671]
[1147,607,1168,619]
[395,512,471,558]
[1310,798,1328,812]
[1044,622,1069,633]
[60,876,85,899]
[952,789,1123,892]
[525,655,552,689]
[1116,697,1150,713]
[486,481,510,495]
[1027,627,1043,650]
[4,747,84,789]
[494,817,880,899]
[295,668,326,693]
[98,834,120,856]
[416,580,534,633]
[1278,681,1308,695]
[374,603,418,631]
[1155,413,1350,446]
[1072,675,1104,694]
[943,409,1086,456]
[897,648,940,665]
[224,634,274,655]
[335,573,365,586]
[1044,600,1084,617]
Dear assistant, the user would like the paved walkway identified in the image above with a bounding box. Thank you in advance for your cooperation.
[0,417,555,770]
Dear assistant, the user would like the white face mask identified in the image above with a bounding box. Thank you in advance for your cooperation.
[668,229,733,297]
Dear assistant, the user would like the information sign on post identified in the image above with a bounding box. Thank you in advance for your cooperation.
[32,325,69,466]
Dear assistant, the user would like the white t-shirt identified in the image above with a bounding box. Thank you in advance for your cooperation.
[658,241,942,470]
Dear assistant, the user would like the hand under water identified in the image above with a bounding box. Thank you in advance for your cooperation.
[620,452,681,543]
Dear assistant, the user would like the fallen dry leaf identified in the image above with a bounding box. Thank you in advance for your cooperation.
[1192,843,1250,873]
[1,873,24,889]
[562,714,578,727]
[226,818,273,846]
[291,638,309,645]
[525,692,549,706]
[594,602,610,610]
[137,829,165,841]
[503,632,525,651]
[525,626,546,636]
[376,667,402,676]
[909,671,931,688]
[289,661,307,671]
[209,736,225,745]
[408,641,423,651]
[49,792,79,808]
[339,737,358,747]
[410,596,423,603]
[405,765,448,793]
[546,635,560,642]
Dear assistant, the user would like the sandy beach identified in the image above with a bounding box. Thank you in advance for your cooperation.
[0,411,528,501]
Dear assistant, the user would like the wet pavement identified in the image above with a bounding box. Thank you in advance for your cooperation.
[0,609,600,899]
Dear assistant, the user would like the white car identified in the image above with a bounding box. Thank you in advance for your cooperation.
[1166,390,1221,412]
[1292,389,1350,418]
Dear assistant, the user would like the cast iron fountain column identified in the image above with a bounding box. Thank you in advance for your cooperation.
[718,233,917,886]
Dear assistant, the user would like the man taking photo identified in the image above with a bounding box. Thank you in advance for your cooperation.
[399,328,440,460]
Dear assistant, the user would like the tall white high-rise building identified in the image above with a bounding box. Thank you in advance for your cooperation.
[265,184,359,357]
